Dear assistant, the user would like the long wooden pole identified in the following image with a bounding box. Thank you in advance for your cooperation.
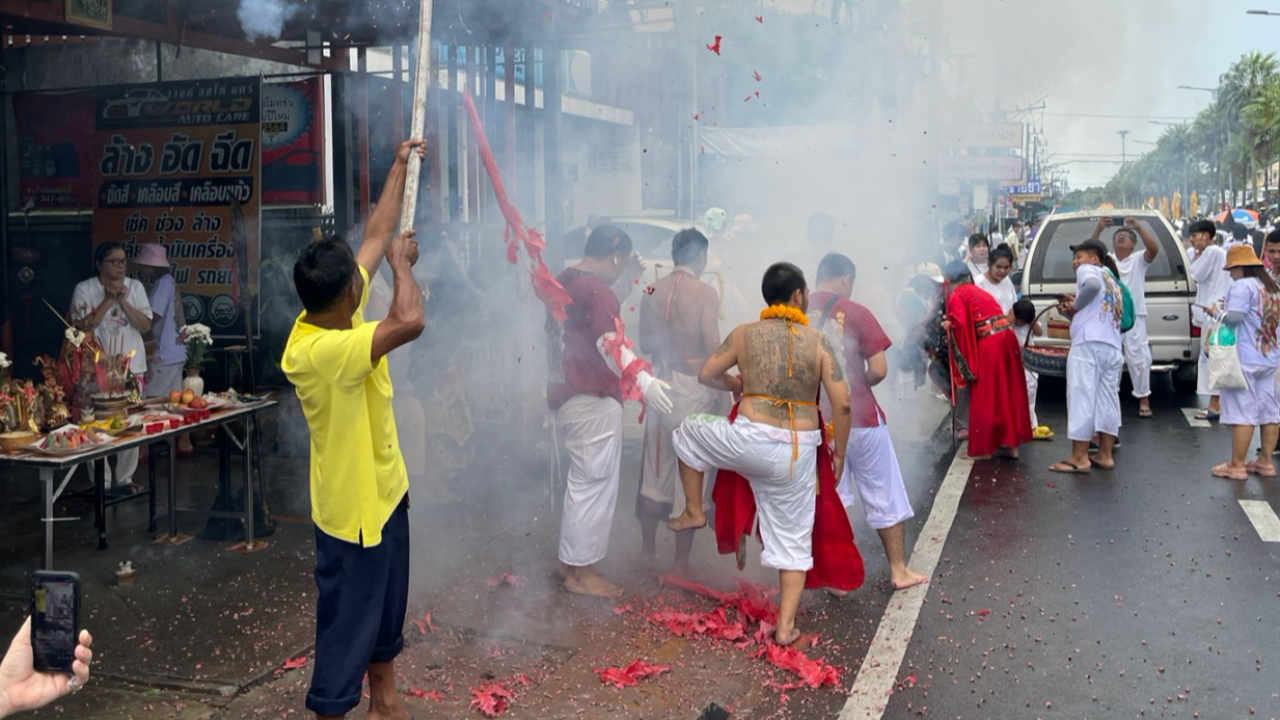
[400,0,435,299]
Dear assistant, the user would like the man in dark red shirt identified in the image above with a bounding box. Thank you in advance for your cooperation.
[547,225,673,599]
[809,253,928,592]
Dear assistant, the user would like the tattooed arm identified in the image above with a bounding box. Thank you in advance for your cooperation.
[698,328,743,395]
[820,335,852,476]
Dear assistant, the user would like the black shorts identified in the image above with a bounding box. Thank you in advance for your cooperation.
[305,494,410,717]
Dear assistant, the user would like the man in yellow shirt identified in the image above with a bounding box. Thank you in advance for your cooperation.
[282,139,426,720]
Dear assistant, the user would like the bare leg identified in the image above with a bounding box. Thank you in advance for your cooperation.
[1209,395,1221,414]
[667,459,708,532]
[635,496,668,561]
[366,660,410,720]
[775,569,806,645]
[1093,434,1116,468]
[672,529,696,576]
[564,564,623,599]
[1261,424,1280,463]
[877,523,928,590]
[1231,425,1254,468]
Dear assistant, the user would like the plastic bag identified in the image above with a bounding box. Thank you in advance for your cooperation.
[1206,317,1247,391]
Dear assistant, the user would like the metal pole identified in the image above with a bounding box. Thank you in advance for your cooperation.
[400,0,435,237]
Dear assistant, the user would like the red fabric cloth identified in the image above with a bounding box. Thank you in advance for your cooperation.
[809,291,892,428]
[547,269,623,410]
[711,405,865,591]
[946,284,1033,456]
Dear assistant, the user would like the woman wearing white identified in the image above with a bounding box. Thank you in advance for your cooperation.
[1208,246,1280,480]
[1189,219,1233,420]
[70,243,152,492]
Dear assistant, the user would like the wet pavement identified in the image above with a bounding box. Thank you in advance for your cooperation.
[16,374,1277,719]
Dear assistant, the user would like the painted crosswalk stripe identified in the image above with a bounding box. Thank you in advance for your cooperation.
[1239,500,1280,543]
[1181,408,1212,428]
[839,446,975,720]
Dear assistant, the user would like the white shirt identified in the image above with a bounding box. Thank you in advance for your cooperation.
[70,277,152,374]
[974,273,1017,314]
[966,260,987,279]
[1191,245,1233,328]
[1071,264,1123,349]
[1111,251,1151,316]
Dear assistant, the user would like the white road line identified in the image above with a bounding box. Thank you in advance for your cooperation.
[1181,408,1212,428]
[1239,500,1280,543]
[839,445,975,720]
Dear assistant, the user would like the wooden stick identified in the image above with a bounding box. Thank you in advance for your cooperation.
[42,299,74,330]
[400,0,435,301]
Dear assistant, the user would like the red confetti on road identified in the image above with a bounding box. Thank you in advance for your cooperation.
[596,659,673,688]
[765,644,840,688]
[406,686,446,701]
[659,572,733,601]
[281,654,308,670]
[706,35,722,55]
[470,684,514,717]
[485,573,524,589]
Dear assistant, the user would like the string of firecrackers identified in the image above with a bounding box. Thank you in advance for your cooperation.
[460,91,572,324]
[600,316,653,419]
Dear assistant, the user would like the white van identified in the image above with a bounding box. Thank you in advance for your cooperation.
[1018,210,1200,391]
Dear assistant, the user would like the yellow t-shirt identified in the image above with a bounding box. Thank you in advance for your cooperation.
[281,266,408,547]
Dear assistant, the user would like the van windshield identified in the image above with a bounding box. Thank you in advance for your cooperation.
[1031,217,1183,283]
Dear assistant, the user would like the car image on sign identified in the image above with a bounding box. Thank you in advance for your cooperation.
[102,89,168,119]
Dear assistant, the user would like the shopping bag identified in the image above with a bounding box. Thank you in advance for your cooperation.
[1206,318,1247,391]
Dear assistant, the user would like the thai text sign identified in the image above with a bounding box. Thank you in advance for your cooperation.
[91,79,260,337]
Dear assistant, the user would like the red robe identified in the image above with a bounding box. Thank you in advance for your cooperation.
[711,405,865,592]
[946,283,1033,456]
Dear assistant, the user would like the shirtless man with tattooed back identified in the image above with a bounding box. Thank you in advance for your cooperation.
[669,262,852,645]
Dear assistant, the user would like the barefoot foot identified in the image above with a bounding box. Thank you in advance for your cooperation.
[891,568,929,591]
[774,627,802,647]
[564,573,624,599]
[666,510,707,532]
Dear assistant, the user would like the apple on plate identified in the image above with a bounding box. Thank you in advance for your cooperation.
[169,391,183,404]
[181,389,195,404]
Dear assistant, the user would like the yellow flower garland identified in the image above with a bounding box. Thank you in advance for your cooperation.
[759,304,809,325]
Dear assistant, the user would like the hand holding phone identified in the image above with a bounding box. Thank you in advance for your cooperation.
[30,571,81,674]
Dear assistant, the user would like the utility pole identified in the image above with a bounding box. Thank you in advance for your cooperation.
[1117,130,1130,206]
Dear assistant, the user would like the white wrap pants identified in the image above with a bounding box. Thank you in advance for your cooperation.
[837,423,914,530]
[1067,341,1124,441]
[1122,315,1152,399]
[555,395,624,567]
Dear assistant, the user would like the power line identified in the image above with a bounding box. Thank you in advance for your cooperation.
[1043,112,1197,120]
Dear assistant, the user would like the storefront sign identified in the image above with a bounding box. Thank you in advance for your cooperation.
[91,78,260,338]
[940,123,1025,149]
[262,79,325,205]
[936,155,1024,181]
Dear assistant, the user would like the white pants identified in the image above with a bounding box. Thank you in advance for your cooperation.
[1026,368,1039,429]
[1197,329,1216,397]
[1221,364,1280,427]
[639,372,722,507]
[1067,341,1124,441]
[673,414,820,572]
[555,395,624,567]
[101,448,138,488]
[838,423,914,530]
[1122,315,1152,399]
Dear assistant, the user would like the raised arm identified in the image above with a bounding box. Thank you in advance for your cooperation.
[1129,217,1160,263]
[356,139,427,277]
[370,230,426,364]
[819,335,852,477]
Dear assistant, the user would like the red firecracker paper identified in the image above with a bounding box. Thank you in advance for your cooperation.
[282,654,308,670]
[706,35,723,54]
[596,659,673,689]
[765,644,840,689]
[406,686,446,701]
[485,573,524,589]
[659,573,733,602]
[469,684,515,717]
[461,92,571,323]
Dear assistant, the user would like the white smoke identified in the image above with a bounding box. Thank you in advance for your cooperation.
[237,0,300,41]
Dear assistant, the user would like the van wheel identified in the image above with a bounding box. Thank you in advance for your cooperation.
[1172,365,1198,395]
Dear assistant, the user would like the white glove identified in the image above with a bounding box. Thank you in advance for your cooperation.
[638,373,674,414]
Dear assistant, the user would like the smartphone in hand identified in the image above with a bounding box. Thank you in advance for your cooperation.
[30,570,81,673]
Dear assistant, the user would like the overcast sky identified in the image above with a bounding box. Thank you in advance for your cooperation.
[944,0,1280,188]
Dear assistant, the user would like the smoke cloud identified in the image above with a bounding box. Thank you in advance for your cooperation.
[237,0,300,41]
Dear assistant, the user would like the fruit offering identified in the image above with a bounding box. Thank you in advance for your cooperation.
[169,389,209,410]
[37,427,103,451]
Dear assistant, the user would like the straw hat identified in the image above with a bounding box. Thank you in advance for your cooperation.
[1224,244,1264,269]
[133,244,169,268]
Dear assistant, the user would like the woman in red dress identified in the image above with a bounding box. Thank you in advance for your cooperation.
[943,261,1033,458]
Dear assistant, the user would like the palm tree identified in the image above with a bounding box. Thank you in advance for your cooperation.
[1219,52,1279,201]
[1245,76,1280,200]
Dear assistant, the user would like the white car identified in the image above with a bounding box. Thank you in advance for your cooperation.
[103,88,168,119]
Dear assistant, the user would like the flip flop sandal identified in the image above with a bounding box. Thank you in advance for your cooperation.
[1211,464,1248,480]
[1246,462,1279,477]
[1138,409,1153,418]
[1049,461,1090,474]
[1195,410,1221,421]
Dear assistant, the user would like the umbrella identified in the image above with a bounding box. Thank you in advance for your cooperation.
[1215,208,1259,227]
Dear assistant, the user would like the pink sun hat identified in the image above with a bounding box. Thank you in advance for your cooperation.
[133,243,169,268]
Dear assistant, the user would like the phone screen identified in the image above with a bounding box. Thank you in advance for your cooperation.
[30,571,80,673]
